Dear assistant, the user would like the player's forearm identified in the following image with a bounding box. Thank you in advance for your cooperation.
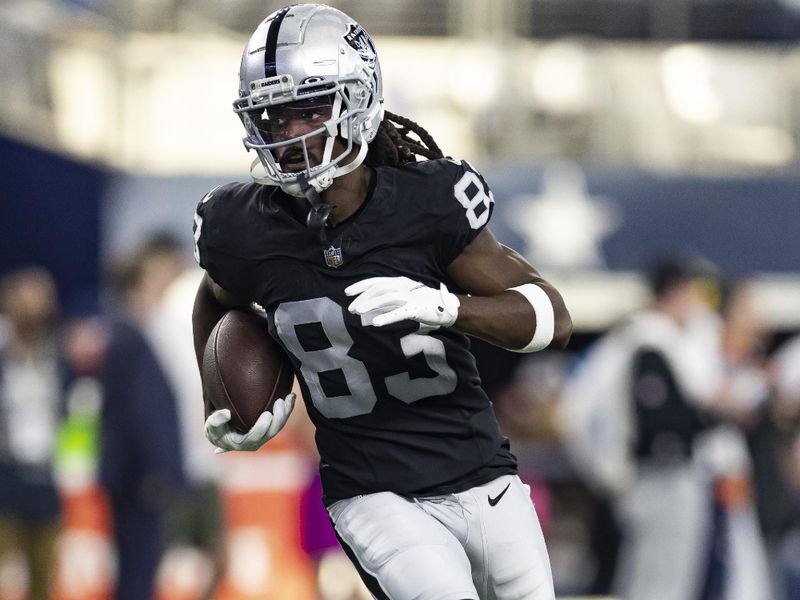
[454,283,572,351]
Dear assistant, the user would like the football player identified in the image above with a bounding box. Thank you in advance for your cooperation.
[192,4,572,599]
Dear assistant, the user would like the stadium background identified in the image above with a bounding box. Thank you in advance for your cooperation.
[1,0,800,599]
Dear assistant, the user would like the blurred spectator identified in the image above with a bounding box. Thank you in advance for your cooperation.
[765,332,800,599]
[694,278,771,600]
[147,261,226,600]
[774,334,800,409]
[99,235,186,600]
[0,267,71,600]
[560,257,725,600]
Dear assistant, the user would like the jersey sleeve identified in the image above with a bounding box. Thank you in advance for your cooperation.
[434,159,496,266]
[192,184,254,300]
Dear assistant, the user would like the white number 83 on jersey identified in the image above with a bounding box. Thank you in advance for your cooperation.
[274,296,456,419]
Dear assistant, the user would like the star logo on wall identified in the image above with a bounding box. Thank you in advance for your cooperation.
[508,162,621,270]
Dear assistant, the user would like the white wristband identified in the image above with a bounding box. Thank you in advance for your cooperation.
[508,283,555,352]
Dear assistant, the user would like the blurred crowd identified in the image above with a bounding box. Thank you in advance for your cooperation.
[496,259,800,600]
[1,239,799,600]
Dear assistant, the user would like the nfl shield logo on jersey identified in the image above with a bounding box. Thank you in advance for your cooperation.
[323,245,344,268]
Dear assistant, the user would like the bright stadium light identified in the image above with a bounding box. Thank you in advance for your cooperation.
[530,40,594,116]
[660,44,722,124]
[447,44,502,112]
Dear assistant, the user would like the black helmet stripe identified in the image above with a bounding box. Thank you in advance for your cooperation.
[264,5,291,78]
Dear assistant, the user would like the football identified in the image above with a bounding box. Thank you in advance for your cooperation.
[202,309,294,432]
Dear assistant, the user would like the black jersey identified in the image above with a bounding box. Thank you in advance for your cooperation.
[194,158,517,501]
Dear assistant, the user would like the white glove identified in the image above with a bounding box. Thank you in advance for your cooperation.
[204,392,296,454]
[345,276,460,328]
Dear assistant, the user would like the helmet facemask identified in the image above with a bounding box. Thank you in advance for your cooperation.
[235,69,381,198]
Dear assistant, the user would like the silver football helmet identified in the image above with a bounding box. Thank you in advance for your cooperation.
[234,4,384,197]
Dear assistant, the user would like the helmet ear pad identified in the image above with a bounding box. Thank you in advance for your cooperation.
[337,79,381,144]
[360,103,385,144]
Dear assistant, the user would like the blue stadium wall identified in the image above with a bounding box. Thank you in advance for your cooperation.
[104,164,800,275]
[0,136,106,316]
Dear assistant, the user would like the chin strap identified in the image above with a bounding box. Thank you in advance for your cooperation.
[332,141,369,179]
[298,172,336,241]
[250,156,275,187]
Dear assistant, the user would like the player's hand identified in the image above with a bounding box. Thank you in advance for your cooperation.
[204,392,296,453]
[345,276,460,328]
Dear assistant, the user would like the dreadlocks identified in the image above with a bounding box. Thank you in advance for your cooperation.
[364,111,444,168]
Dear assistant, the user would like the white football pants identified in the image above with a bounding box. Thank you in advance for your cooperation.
[327,474,555,600]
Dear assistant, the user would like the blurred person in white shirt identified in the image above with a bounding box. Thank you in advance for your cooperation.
[768,332,800,599]
[560,258,730,600]
[693,278,771,600]
[0,267,71,600]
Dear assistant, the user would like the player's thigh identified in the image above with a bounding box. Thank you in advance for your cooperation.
[462,475,555,600]
[328,492,479,600]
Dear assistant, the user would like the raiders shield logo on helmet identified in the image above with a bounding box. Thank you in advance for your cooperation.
[323,245,344,268]
[343,23,376,63]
